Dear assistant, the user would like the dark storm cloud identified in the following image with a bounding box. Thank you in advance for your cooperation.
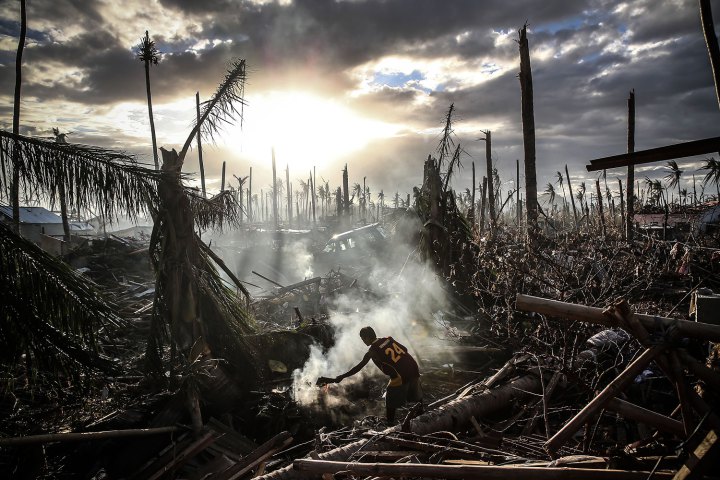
[2,0,720,194]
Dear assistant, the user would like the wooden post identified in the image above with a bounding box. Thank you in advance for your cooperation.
[595,179,606,238]
[196,92,206,198]
[519,24,538,234]
[626,90,635,242]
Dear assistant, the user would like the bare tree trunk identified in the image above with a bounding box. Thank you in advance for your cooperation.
[220,160,226,192]
[479,176,487,233]
[58,182,71,243]
[272,148,278,227]
[11,0,27,234]
[595,179,606,238]
[311,169,316,226]
[565,165,578,226]
[626,90,635,242]
[196,92,206,198]
[248,167,253,222]
[470,161,476,225]
[618,178,625,235]
[518,25,538,235]
[342,164,350,218]
[286,165,292,225]
[516,159,521,227]
[483,131,496,232]
[700,0,720,110]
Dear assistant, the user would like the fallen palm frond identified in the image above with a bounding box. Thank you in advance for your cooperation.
[0,221,119,380]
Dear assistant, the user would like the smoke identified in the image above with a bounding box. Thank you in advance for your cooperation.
[292,256,449,408]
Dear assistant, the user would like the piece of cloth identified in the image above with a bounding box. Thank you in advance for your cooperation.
[386,376,423,409]
[367,336,420,384]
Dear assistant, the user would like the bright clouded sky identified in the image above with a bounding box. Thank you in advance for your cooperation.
[1,0,719,199]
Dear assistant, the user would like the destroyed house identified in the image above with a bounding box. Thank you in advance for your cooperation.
[0,206,95,254]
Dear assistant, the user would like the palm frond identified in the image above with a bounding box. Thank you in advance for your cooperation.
[0,131,160,222]
[180,60,247,159]
[0,222,119,379]
[187,189,242,231]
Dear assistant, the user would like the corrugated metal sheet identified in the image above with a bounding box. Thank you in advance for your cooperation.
[0,206,63,224]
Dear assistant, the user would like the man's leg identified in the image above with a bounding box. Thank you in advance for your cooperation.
[386,406,396,423]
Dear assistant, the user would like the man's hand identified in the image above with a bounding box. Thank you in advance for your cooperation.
[316,376,336,386]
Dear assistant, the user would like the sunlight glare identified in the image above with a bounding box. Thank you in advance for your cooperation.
[222,91,398,172]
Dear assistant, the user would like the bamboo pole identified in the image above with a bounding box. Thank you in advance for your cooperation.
[515,294,720,342]
[545,346,665,456]
[0,426,181,446]
[293,459,673,480]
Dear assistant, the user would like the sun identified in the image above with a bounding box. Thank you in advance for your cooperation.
[222,91,397,173]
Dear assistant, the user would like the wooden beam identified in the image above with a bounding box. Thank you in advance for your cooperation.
[586,136,720,172]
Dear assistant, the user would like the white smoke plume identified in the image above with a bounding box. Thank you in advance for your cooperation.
[292,259,449,408]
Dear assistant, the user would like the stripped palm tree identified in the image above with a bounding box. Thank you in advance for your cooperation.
[700,157,720,198]
[0,130,162,382]
[555,171,566,210]
[664,160,683,207]
[146,59,262,433]
[543,182,556,214]
[136,31,161,170]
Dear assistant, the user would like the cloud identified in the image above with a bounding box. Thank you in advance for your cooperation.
[1,0,719,198]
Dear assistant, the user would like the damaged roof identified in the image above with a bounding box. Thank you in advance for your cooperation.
[0,206,63,224]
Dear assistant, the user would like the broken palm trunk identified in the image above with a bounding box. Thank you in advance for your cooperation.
[149,147,261,435]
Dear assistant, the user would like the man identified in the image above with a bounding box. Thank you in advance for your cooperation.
[317,326,422,423]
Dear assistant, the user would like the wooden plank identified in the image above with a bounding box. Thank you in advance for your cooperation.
[586,136,720,172]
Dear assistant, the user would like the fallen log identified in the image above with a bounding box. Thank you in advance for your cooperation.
[255,374,542,480]
[293,459,674,480]
[515,294,720,342]
[0,426,182,447]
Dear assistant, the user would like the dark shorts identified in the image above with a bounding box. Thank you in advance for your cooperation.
[386,377,422,409]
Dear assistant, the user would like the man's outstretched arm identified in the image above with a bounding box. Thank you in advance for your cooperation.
[317,353,370,385]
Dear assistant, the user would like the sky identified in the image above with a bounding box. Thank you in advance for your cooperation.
[1,0,719,203]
